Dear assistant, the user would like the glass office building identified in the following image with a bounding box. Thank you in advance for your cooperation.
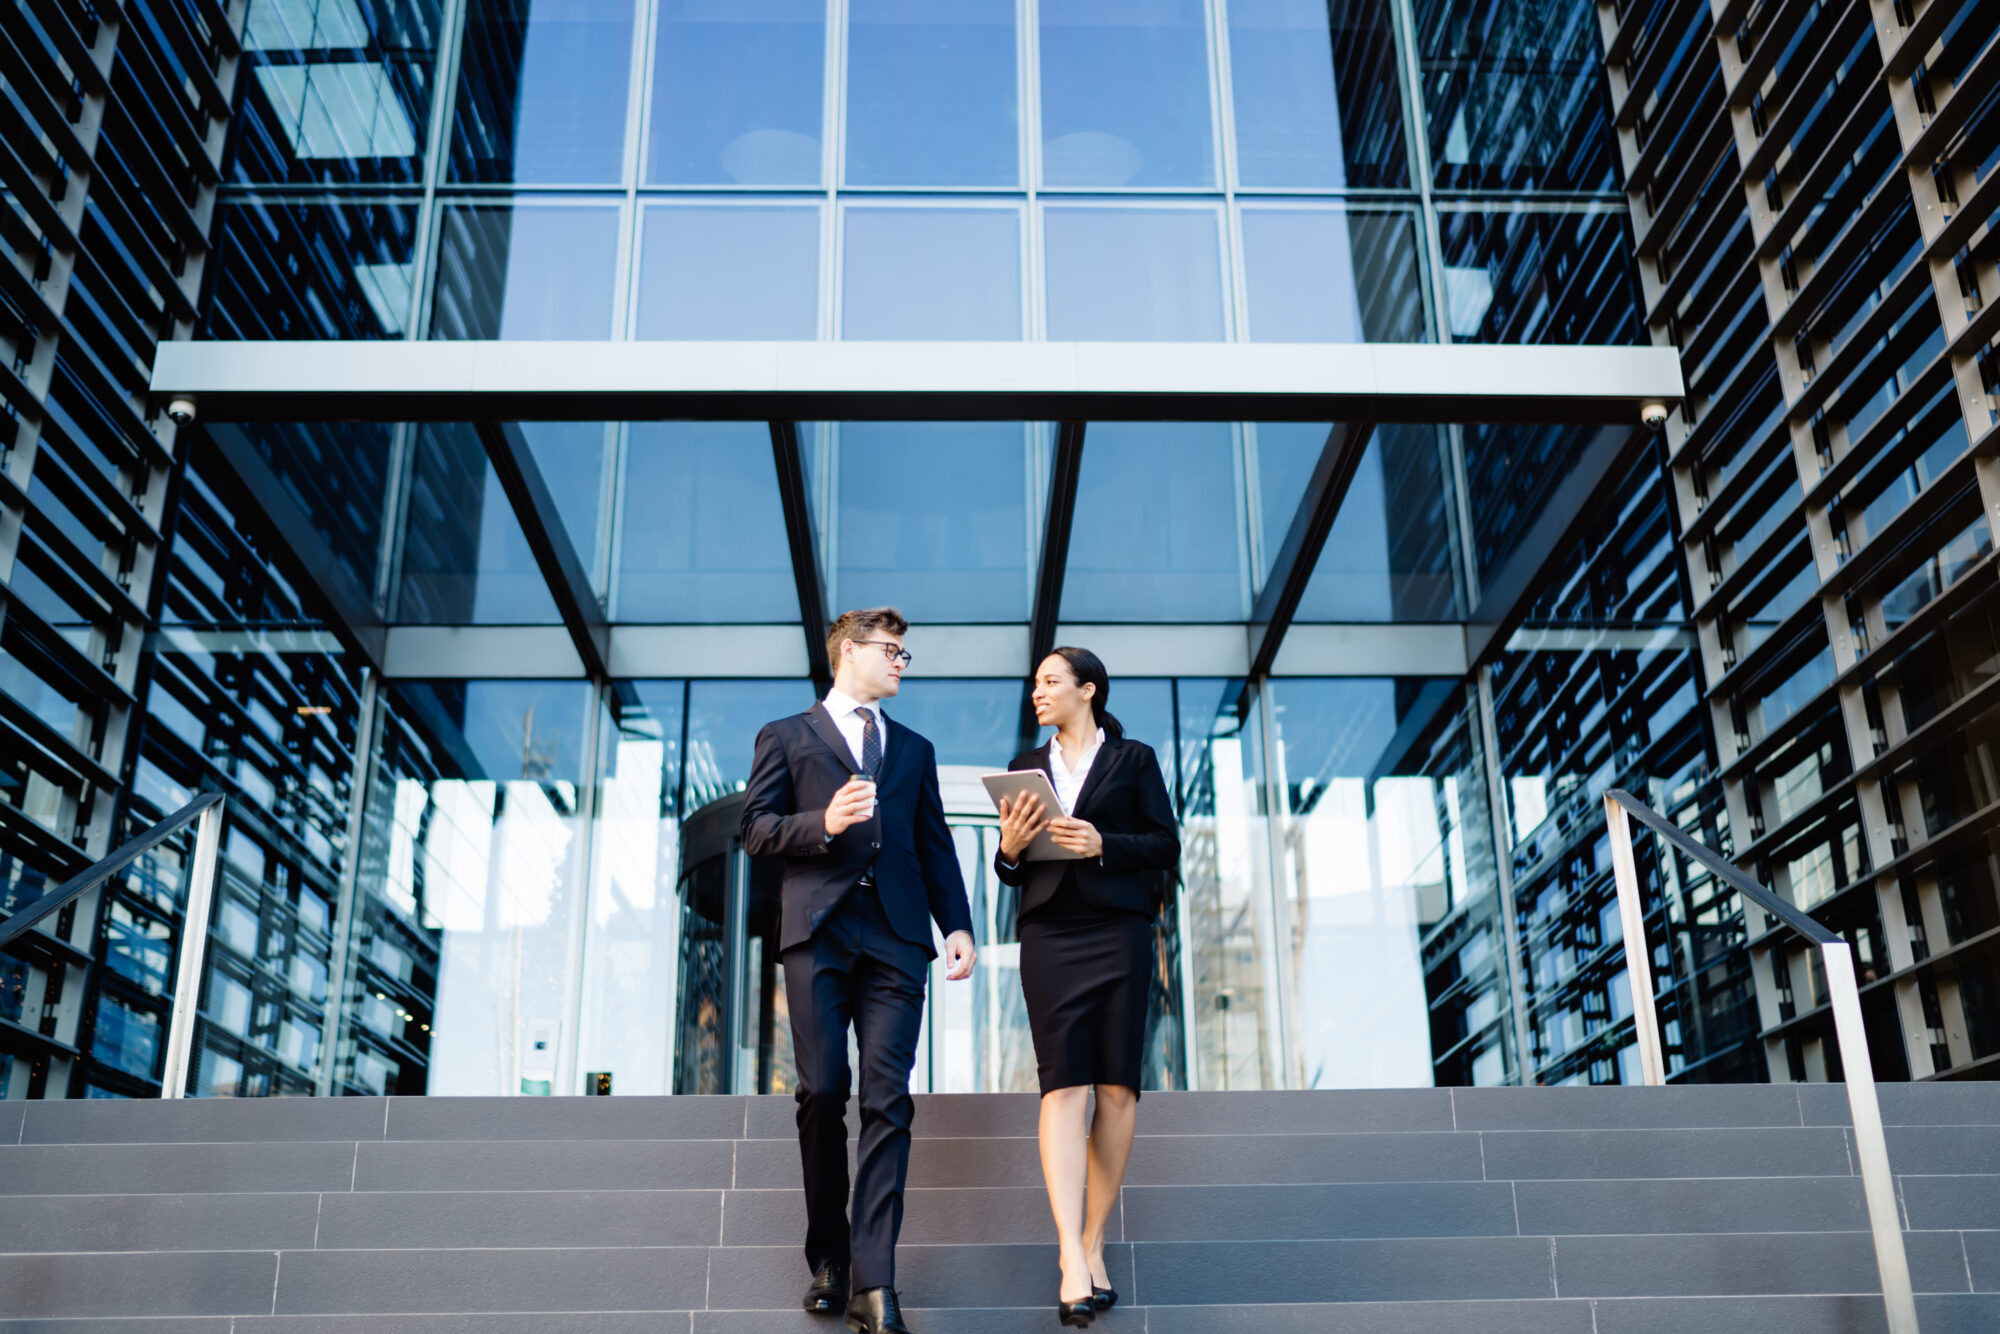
[1,0,1994,1100]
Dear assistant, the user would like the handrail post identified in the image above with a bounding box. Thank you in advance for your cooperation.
[1603,792,1667,1085]
[158,800,226,1099]
[1822,940,1919,1334]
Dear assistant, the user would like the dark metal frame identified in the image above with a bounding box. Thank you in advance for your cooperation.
[1021,421,1086,747]
[1247,421,1376,685]
[475,422,610,678]
[770,421,832,695]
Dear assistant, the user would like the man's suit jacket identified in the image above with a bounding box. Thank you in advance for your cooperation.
[992,736,1181,921]
[740,702,974,954]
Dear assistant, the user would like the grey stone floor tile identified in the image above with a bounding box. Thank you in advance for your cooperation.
[0,1252,278,1319]
[1801,1083,2000,1129]
[1590,1294,1894,1333]
[1453,1085,1806,1132]
[734,1134,1043,1190]
[1966,1228,1999,1291]
[314,1188,722,1249]
[1122,1131,1484,1186]
[0,1320,237,1333]
[1901,1175,2000,1230]
[238,1317,693,1332]
[1,1102,22,1146]
[1553,1229,1973,1298]
[1131,1237,1556,1305]
[1514,1175,1868,1235]
[1915,1293,2000,1333]
[385,1096,746,1142]
[352,1137,733,1192]
[1481,1126,1851,1180]
[18,1099,386,1148]
[272,1247,708,1315]
[705,1243,1134,1311]
[722,1186,1068,1246]
[1883,1125,2000,1175]
[0,1192,319,1253]
[1142,1299,1596,1332]
[1119,1181,1518,1241]
[0,1142,358,1197]
[743,1094,1040,1141]
[695,1310,1080,1333]
[1140,1089,1454,1136]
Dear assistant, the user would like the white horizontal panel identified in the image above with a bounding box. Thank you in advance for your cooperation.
[1271,624,1469,677]
[1055,624,1252,678]
[384,626,584,678]
[608,625,808,678]
[898,624,1030,677]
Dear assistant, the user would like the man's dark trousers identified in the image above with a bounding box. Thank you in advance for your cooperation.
[784,881,930,1291]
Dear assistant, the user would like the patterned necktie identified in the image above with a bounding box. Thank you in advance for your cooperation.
[859,708,881,780]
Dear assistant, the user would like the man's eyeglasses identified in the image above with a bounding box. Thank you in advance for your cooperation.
[852,640,913,667]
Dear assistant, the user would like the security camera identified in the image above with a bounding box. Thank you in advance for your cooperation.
[1639,400,1669,431]
[167,397,197,426]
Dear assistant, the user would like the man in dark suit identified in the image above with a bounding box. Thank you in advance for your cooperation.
[741,606,976,1334]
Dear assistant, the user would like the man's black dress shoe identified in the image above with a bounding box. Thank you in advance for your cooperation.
[803,1261,849,1315]
[1092,1285,1118,1311]
[845,1285,914,1334]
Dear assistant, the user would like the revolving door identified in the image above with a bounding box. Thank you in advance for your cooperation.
[672,792,790,1095]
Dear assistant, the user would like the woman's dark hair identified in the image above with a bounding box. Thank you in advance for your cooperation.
[1046,646,1123,741]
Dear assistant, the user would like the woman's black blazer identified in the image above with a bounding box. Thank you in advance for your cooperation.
[992,736,1181,920]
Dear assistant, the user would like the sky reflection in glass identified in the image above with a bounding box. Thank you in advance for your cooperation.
[615,423,800,623]
[845,0,1017,186]
[886,680,1021,768]
[635,203,820,339]
[649,0,825,185]
[1241,207,1427,342]
[811,422,1045,622]
[1039,0,1215,187]
[1063,423,1246,621]
[1296,426,1461,621]
[842,208,1022,340]
[1226,0,1407,188]
[396,423,560,624]
[1044,207,1225,341]
[451,0,634,183]
[429,203,619,339]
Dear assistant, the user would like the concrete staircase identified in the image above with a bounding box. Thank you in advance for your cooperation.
[1,1085,1996,1332]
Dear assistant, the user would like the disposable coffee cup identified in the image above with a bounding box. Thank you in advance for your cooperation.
[851,776,877,819]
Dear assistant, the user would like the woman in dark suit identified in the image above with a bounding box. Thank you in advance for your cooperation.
[994,647,1180,1327]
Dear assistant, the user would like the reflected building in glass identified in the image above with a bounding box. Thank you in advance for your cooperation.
[4,0,1998,1104]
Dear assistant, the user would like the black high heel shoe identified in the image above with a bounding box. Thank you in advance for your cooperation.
[1057,1295,1096,1327]
[1092,1286,1118,1311]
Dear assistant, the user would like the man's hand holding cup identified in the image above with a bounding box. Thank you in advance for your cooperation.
[824,774,878,838]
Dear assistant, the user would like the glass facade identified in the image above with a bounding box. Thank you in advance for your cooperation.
[8,0,1997,1106]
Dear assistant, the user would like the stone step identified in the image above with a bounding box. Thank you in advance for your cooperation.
[14,1084,2000,1148]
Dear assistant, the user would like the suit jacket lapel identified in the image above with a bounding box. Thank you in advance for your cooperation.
[1069,738,1121,818]
[876,710,899,781]
[803,703,858,771]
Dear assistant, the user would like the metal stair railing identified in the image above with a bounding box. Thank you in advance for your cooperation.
[1603,788,1917,1334]
[0,793,227,1099]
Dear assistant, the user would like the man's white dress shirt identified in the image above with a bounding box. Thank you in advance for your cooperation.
[823,687,887,773]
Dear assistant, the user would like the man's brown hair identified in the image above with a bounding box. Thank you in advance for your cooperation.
[827,606,909,666]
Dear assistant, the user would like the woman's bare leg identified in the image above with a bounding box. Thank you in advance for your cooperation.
[1039,1085,1095,1302]
[1082,1084,1138,1289]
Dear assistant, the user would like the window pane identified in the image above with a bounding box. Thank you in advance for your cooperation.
[686,681,820,809]
[1044,207,1225,341]
[886,680,1021,767]
[648,0,825,185]
[1062,423,1246,621]
[614,423,799,622]
[430,203,620,339]
[1247,422,1323,594]
[1460,422,1600,582]
[1039,0,1215,187]
[205,200,423,338]
[523,423,611,588]
[396,423,561,623]
[235,0,440,185]
[1226,0,1407,188]
[1297,425,1462,621]
[1415,0,1618,192]
[845,0,1018,186]
[1240,206,1426,343]
[214,421,398,598]
[1437,210,1643,345]
[635,203,820,340]
[450,0,636,183]
[811,422,1046,621]
[841,208,1022,340]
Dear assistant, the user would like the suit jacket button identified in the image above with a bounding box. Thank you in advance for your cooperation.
[870,840,880,850]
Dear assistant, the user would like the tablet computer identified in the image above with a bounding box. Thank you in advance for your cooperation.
[979,770,1086,861]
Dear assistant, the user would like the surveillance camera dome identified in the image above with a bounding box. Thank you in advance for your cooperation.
[167,397,197,425]
[1640,400,1669,430]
